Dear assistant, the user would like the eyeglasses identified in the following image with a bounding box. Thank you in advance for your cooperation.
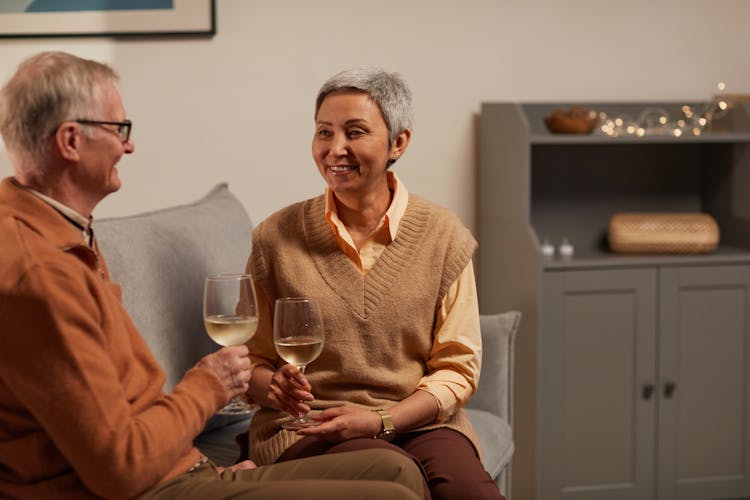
[74,119,132,142]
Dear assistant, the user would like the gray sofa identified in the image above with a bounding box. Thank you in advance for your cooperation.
[95,183,519,496]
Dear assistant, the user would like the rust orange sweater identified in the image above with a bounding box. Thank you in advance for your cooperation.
[0,178,226,499]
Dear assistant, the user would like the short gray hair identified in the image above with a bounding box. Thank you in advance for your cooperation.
[0,51,118,173]
[315,67,414,144]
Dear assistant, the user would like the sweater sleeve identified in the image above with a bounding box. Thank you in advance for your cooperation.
[0,260,225,499]
[416,260,482,421]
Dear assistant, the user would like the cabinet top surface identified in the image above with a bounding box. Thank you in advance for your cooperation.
[482,101,750,144]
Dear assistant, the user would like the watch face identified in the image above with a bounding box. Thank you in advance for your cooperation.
[381,429,396,442]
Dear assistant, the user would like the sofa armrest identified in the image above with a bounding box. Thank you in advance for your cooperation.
[468,311,521,423]
[466,311,521,497]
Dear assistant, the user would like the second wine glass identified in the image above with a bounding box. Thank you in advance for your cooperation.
[273,297,325,430]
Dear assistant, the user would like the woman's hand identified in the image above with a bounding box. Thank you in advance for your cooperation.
[296,406,383,442]
[195,345,251,401]
[298,391,440,442]
[267,363,314,416]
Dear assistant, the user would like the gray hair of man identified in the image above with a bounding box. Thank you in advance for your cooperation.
[0,51,119,176]
[314,67,414,147]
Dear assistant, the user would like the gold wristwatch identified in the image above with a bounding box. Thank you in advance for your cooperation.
[373,409,396,441]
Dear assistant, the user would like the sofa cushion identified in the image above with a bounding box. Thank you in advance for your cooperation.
[466,408,513,478]
[467,311,521,483]
[469,311,521,420]
[94,183,253,391]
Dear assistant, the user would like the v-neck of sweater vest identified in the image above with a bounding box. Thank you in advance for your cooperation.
[303,194,432,319]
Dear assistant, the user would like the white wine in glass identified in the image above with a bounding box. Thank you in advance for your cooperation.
[274,337,324,367]
[273,297,325,430]
[204,273,258,415]
[205,315,259,347]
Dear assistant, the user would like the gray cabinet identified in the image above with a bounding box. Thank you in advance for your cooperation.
[541,265,750,500]
[658,265,750,500]
[478,102,750,500]
[541,268,657,500]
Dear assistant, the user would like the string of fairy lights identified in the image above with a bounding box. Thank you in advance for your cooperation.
[597,83,731,138]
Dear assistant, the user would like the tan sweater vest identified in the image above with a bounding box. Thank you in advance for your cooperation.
[248,193,479,465]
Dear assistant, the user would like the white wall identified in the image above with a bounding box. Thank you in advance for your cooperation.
[1,0,749,235]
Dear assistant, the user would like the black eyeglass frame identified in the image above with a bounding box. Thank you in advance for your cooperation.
[74,119,132,142]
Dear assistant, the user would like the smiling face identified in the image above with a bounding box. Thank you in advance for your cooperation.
[76,83,134,200]
[312,90,407,202]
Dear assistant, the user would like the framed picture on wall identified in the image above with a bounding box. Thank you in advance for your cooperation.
[0,0,215,38]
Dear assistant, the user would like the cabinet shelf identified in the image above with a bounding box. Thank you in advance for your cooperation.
[541,244,750,271]
[478,101,750,500]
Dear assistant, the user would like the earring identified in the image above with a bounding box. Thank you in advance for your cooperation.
[387,156,398,167]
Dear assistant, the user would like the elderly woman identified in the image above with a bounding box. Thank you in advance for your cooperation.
[244,68,502,500]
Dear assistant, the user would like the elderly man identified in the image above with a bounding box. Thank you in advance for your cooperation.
[0,51,425,500]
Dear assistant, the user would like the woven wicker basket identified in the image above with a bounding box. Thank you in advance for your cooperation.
[608,212,720,254]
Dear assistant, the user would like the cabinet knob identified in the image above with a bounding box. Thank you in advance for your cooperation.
[664,382,677,398]
[642,384,655,400]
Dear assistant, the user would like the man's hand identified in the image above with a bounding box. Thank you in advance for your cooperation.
[216,460,258,474]
[196,345,251,401]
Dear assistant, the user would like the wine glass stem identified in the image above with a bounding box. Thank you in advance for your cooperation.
[296,364,307,419]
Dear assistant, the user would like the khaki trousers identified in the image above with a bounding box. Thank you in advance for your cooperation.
[138,448,423,500]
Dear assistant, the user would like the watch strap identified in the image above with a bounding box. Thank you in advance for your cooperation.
[373,408,396,440]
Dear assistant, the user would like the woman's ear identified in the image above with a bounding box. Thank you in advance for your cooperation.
[53,122,82,162]
[390,128,412,160]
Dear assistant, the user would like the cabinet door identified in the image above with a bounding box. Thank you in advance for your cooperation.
[541,268,658,500]
[659,265,750,500]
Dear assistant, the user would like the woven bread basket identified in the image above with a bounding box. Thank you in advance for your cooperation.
[608,212,720,254]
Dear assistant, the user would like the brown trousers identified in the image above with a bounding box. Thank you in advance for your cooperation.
[278,428,504,500]
[138,448,423,500]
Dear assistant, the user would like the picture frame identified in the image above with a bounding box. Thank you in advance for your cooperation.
[0,0,215,38]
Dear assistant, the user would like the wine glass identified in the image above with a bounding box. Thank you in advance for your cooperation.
[273,297,325,429]
[203,273,258,415]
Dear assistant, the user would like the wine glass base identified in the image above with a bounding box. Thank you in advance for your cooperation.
[281,418,320,430]
[216,401,258,416]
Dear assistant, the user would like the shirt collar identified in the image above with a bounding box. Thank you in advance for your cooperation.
[16,182,94,246]
[324,171,409,241]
